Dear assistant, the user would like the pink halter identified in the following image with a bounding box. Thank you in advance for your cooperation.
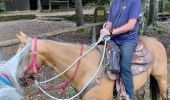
[29,37,39,73]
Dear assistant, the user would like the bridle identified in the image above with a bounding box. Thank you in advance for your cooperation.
[19,37,40,87]
[28,37,40,73]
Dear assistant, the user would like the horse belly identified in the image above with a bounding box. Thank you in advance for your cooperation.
[133,68,151,91]
[82,75,114,100]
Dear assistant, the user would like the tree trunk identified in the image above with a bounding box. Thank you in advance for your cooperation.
[74,0,84,26]
[159,0,164,12]
[15,0,29,11]
[49,0,51,11]
[140,0,147,34]
[146,0,150,16]
[37,0,42,11]
[148,0,159,25]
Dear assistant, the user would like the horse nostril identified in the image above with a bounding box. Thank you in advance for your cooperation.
[28,75,35,80]
[20,81,28,87]
[23,82,28,87]
[18,78,28,87]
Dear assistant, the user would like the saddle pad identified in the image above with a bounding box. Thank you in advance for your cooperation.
[132,42,153,64]
[135,42,143,52]
[131,64,152,75]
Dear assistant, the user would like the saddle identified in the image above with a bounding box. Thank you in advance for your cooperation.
[131,41,154,75]
[104,40,154,80]
[79,40,154,98]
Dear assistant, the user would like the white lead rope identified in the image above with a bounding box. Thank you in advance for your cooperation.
[37,40,101,84]
[34,37,110,100]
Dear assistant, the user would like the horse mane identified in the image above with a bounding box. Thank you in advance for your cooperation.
[41,38,88,48]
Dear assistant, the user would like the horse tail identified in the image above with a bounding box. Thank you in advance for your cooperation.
[150,75,160,100]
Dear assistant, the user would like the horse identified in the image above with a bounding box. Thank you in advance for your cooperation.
[16,31,168,100]
[0,41,31,100]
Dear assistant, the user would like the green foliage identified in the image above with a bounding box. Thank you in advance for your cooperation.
[164,0,170,12]
[84,0,110,7]
[0,14,36,21]
[67,88,76,97]
[0,0,5,12]
[95,0,110,6]
[77,28,88,33]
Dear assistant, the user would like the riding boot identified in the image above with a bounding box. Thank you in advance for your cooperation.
[106,41,120,80]
[108,41,120,74]
[111,49,120,74]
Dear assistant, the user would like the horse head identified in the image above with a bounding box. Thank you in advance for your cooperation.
[16,31,45,87]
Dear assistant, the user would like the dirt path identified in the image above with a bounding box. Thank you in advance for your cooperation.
[0,19,76,41]
[0,8,95,17]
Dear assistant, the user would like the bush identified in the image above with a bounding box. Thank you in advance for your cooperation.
[164,0,170,12]
[0,0,5,12]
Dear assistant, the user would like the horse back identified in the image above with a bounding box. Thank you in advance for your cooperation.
[140,36,167,76]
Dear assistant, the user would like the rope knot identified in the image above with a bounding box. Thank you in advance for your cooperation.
[60,82,68,90]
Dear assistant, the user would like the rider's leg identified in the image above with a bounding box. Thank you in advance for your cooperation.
[119,42,136,99]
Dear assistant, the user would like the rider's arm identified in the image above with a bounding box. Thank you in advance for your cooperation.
[111,19,137,35]
[111,0,142,35]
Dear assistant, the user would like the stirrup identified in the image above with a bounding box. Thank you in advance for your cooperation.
[106,69,119,80]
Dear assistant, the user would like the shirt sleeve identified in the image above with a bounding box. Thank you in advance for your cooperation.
[108,0,114,22]
[129,0,143,21]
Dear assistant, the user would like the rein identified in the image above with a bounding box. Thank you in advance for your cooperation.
[40,44,85,93]
[34,36,110,100]
[64,44,84,84]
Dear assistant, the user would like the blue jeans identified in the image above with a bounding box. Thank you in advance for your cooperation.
[118,42,137,98]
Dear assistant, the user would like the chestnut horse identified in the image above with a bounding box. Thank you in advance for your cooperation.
[16,32,168,100]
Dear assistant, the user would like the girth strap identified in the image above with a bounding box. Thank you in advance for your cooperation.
[78,46,106,98]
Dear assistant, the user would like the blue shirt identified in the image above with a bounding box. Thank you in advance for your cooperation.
[108,0,142,45]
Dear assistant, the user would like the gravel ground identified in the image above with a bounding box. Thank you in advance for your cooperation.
[0,19,76,41]
[0,19,76,61]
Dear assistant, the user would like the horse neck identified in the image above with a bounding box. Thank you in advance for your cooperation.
[38,40,101,90]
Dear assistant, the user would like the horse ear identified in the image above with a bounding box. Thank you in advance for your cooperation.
[19,31,28,38]
[16,31,29,43]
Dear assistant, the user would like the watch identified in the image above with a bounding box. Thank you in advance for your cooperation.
[109,29,113,35]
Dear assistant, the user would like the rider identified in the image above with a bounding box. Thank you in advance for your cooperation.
[100,0,142,99]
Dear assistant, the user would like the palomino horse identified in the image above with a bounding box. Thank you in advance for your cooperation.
[0,42,31,100]
[16,32,168,100]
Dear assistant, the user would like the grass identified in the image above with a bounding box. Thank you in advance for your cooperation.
[59,14,94,23]
[0,14,36,21]
[67,88,77,98]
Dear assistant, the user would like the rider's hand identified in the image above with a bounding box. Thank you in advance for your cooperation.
[99,28,110,41]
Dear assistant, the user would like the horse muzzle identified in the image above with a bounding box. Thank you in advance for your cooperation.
[18,75,35,87]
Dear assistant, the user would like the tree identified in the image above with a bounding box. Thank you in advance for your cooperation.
[148,0,159,25]
[159,0,164,12]
[37,0,42,11]
[0,0,5,12]
[74,0,84,26]
[96,0,110,5]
